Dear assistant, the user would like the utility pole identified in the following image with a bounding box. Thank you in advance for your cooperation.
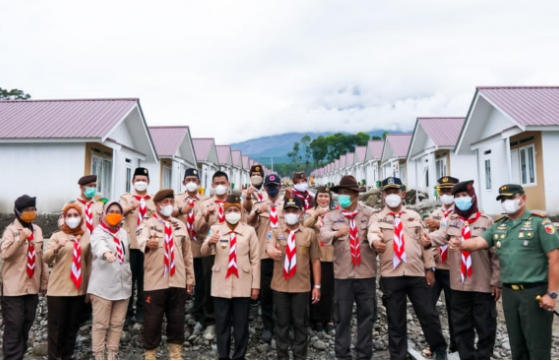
[271,156,274,172]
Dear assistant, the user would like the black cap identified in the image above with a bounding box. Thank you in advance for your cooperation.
[250,165,264,177]
[134,167,149,179]
[283,198,303,210]
[15,195,36,212]
[437,176,459,188]
[451,180,475,196]
[184,168,200,179]
[381,177,403,191]
[496,184,525,201]
[264,174,281,186]
[78,175,97,186]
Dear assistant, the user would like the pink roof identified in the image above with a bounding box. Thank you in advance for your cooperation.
[346,153,354,166]
[340,155,347,167]
[334,159,340,169]
[367,140,384,160]
[0,98,139,139]
[417,117,466,147]
[216,145,231,165]
[354,146,366,163]
[386,134,412,158]
[249,159,255,167]
[231,150,242,167]
[242,155,249,168]
[149,126,190,158]
[478,86,559,126]
[192,138,215,162]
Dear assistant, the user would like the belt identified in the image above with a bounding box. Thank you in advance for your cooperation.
[503,282,547,291]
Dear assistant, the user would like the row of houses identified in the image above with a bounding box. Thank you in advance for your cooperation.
[311,86,559,215]
[0,98,273,213]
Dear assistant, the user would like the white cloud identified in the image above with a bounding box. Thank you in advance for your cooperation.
[2,0,559,144]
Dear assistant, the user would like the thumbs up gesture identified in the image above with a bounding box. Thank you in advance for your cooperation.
[267,242,283,261]
[372,233,387,254]
[209,230,220,245]
[104,251,116,263]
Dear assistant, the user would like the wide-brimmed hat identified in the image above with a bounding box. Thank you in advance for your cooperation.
[331,175,365,193]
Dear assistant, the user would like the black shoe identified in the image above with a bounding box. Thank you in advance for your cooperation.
[434,348,448,360]
[449,345,458,353]
[262,329,273,343]
[325,322,335,333]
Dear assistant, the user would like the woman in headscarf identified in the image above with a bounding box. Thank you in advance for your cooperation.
[304,186,335,332]
[1,195,49,360]
[43,203,92,360]
[88,201,132,360]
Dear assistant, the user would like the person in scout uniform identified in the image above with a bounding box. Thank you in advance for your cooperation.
[320,175,377,360]
[243,164,267,214]
[120,167,155,324]
[1,195,49,360]
[449,184,559,360]
[304,186,335,332]
[287,171,315,211]
[266,197,321,360]
[201,195,260,360]
[427,180,501,360]
[248,173,285,343]
[423,176,459,355]
[368,177,448,360]
[60,175,104,234]
[136,189,195,360]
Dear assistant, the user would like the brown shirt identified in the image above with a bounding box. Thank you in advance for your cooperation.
[196,196,249,245]
[268,226,321,293]
[250,197,285,260]
[174,192,209,258]
[429,207,455,271]
[1,220,49,296]
[320,204,377,280]
[200,222,260,298]
[120,192,156,249]
[368,207,435,278]
[429,213,501,293]
[137,216,195,292]
[304,209,334,262]
[60,197,104,234]
[43,231,92,296]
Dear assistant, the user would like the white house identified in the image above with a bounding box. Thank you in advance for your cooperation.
[192,138,220,194]
[0,98,158,213]
[345,153,355,178]
[406,117,476,199]
[216,145,234,187]
[231,150,243,191]
[380,134,412,186]
[353,146,367,185]
[455,86,559,215]
[364,140,384,189]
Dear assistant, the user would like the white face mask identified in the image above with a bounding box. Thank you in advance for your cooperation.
[385,194,402,208]
[285,213,300,225]
[501,198,521,214]
[65,217,81,229]
[214,185,228,195]
[159,205,174,217]
[134,181,148,192]
[251,175,263,187]
[185,182,198,193]
[294,183,308,193]
[440,194,455,206]
[225,212,241,224]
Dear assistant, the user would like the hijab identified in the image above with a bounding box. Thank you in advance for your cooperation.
[61,203,86,237]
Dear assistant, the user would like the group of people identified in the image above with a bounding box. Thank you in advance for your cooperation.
[1,164,558,361]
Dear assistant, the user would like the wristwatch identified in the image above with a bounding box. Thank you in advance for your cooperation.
[548,291,558,299]
[314,285,321,289]
[426,267,435,273]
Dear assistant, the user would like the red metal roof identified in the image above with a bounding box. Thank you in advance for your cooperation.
[417,117,465,147]
[354,146,366,163]
[231,150,242,167]
[386,134,412,158]
[149,126,190,158]
[216,145,232,165]
[367,140,384,160]
[192,138,215,162]
[478,86,559,126]
[0,98,139,139]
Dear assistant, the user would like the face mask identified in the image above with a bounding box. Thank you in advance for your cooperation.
[266,187,280,198]
[225,212,241,224]
[185,182,198,193]
[251,175,263,187]
[159,205,174,217]
[65,217,81,229]
[106,214,123,227]
[20,211,36,223]
[454,196,473,211]
[385,194,402,208]
[501,198,521,214]
[134,181,148,192]
[440,194,455,206]
[84,187,97,198]
[285,213,300,225]
[338,195,353,208]
[294,183,308,193]
[214,185,228,196]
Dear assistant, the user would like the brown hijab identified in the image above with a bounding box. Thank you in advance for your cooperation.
[61,203,85,237]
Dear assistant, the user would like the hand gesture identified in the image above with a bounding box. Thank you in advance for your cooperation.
[186,284,194,295]
[425,218,440,230]
[311,288,321,304]
[267,243,283,261]
[208,230,220,245]
[317,207,329,216]
[181,202,193,215]
[420,233,431,247]
[538,294,556,312]
[335,226,350,238]
[206,204,216,217]
[104,251,116,263]
[259,203,269,214]
[492,287,502,302]
[448,236,461,250]
[251,288,260,300]
[372,234,387,254]
[19,228,32,242]
[57,238,68,251]
[246,185,255,197]
[147,232,159,250]
[284,187,293,199]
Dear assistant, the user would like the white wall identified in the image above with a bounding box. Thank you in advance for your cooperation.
[449,153,477,188]
[480,108,514,139]
[143,160,161,193]
[109,121,135,149]
[475,138,508,214]
[112,146,145,200]
[542,132,559,215]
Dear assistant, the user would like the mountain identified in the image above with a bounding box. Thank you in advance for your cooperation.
[231,130,398,164]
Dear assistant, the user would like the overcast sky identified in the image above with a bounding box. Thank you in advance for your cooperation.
[2,1,559,144]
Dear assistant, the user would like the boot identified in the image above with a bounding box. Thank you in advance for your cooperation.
[168,343,183,360]
[94,351,105,360]
[145,348,157,360]
[107,350,119,360]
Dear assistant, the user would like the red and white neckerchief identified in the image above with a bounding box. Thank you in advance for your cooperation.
[459,212,481,283]
[215,200,225,223]
[100,223,124,264]
[284,228,299,280]
[341,210,361,267]
[164,221,176,277]
[256,189,264,203]
[439,207,454,264]
[318,214,326,246]
[134,195,151,226]
[185,196,198,241]
[389,212,406,269]
[78,198,94,234]
[226,232,239,278]
[26,232,35,278]
[269,203,279,229]
[70,236,82,289]
[292,190,311,211]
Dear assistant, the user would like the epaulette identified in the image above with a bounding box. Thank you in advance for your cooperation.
[494,215,508,222]
[531,211,547,218]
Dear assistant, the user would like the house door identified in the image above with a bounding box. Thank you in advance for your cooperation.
[92,155,112,197]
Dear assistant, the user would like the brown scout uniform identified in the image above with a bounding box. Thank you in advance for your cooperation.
[251,198,285,260]
[175,192,209,258]
[429,207,454,271]
[120,191,156,250]
[304,210,334,262]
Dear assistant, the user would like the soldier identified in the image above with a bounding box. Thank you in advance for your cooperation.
[120,167,155,324]
[289,171,315,211]
[450,184,559,360]
[137,189,195,360]
[248,173,285,343]
[1,195,49,360]
[428,180,501,360]
[266,198,321,360]
[320,175,377,360]
[201,194,260,360]
[61,175,104,234]
[368,177,448,360]
[243,164,267,214]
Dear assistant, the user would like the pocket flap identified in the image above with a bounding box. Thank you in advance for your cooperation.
[242,266,251,273]
[212,265,221,272]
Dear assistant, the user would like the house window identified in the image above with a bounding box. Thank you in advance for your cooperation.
[436,157,447,179]
[163,166,172,189]
[126,167,132,193]
[485,159,491,190]
[425,168,429,188]
[519,144,536,185]
[92,155,112,197]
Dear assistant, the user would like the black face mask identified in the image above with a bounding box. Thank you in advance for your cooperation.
[266,187,280,198]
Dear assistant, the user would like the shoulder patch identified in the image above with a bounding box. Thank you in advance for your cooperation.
[494,215,507,222]
[545,224,556,235]
[532,211,547,218]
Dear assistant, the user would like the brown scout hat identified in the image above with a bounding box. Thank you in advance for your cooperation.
[224,194,242,210]
[331,175,365,193]
[153,189,175,203]
[250,164,264,177]
[292,171,307,182]
[78,175,97,186]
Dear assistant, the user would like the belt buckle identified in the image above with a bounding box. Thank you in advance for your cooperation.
[511,284,524,290]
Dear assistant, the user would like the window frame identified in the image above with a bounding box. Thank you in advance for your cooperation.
[484,159,492,190]
[518,144,537,186]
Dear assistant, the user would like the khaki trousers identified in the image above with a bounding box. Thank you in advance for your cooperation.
[91,295,130,353]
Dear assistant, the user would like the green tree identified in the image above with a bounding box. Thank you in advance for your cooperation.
[382,131,389,140]
[310,136,328,168]
[0,88,31,100]
[287,141,302,168]
[372,135,382,140]
[300,135,312,173]
[355,132,370,146]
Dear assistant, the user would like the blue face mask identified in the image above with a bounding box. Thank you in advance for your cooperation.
[84,187,97,198]
[266,187,279,198]
[454,196,472,211]
[338,195,353,208]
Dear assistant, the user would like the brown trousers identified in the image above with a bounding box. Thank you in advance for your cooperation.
[90,295,130,353]
[47,295,85,360]
[143,288,186,350]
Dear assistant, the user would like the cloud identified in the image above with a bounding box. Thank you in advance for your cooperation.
[1,0,559,144]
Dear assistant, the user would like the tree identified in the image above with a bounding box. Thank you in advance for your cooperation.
[310,136,328,168]
[287,141,302,168]
[382,131,389,140]
[372,135,382,140]
[355,132,370,146]
[300,135,312,173]
[0,88,31,100]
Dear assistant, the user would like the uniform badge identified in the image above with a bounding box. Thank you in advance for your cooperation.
[277,235,286,241]
[519,232,524,238]
[542,219,551,225]
[523,241,529,246]
[496,241,501,248]
[500,234,505,239]
[527,233,532,237]
[545,225,556,235]
[266,232,272,240]
[494,235,499,240]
